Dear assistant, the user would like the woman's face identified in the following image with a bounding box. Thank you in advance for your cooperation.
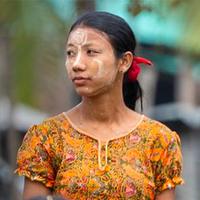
[65,27,120,97]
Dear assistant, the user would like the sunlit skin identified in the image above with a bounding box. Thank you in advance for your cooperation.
[23,27,175,200]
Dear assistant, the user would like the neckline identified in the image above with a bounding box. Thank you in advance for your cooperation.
[62,112,145,143]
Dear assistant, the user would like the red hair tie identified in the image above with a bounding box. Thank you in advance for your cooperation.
[128,56,153,81]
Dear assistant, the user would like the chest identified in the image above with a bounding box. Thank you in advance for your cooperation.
[52,130,155,199]
[76,124,130,142]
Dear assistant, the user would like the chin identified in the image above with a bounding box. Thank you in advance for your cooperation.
[76,87,106,98]
[75,87,94,97]
[76,85,109,98]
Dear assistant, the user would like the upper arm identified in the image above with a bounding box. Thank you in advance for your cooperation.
[155,189,175,200]
[23,178,52,200]
[152,129,184,193]
[16,124,56,189]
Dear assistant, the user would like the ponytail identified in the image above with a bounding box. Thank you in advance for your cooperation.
[123,73,143,111]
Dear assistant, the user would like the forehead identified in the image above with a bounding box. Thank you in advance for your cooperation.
[67,27,111,46]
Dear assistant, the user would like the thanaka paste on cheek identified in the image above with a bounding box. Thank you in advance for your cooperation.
[65,58,74,79]
[93,59,113,81]
[88,33,118,81]
[94,59,118,85]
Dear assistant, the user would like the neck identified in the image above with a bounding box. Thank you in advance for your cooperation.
[78,79,130,124]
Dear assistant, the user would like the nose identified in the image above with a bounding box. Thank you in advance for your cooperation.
[72,51,86,72]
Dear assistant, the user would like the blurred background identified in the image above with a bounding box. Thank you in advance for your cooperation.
[0,0,200,199]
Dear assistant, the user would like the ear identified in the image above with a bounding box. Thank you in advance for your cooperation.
[118,51,133,73]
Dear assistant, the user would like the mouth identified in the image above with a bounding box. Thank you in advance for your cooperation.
[72,76,90,86]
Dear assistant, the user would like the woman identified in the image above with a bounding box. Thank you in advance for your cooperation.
[16,11,184,200]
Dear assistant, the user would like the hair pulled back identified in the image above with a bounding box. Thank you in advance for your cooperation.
[68,11,143,111]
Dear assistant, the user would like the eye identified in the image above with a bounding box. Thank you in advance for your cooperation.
[87,49,99,56]
[66,50,75,57]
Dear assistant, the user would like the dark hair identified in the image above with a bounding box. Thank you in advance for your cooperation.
[69,11,143,111]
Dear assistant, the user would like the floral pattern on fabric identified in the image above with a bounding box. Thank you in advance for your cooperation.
[15,113,184,199]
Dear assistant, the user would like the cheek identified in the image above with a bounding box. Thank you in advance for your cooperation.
[92,59,113,79]
[92,59,105,78]
[65,59,73,78]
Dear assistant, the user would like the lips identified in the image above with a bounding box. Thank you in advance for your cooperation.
[72,76,90,85]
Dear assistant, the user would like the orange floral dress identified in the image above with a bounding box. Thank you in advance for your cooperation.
[15,113,184,200]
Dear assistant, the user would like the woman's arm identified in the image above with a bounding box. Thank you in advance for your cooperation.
[23,178,52,200]
[155,189,175,200]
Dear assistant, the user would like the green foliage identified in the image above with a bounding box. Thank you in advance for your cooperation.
[178,0,200,56]
[0,0,67,106]
[128,0,200,56]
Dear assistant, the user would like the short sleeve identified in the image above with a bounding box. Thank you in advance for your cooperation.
[15,124,55,188]
[152,131,184,194]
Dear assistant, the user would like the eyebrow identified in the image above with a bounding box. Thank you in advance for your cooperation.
[66,42,98,48]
